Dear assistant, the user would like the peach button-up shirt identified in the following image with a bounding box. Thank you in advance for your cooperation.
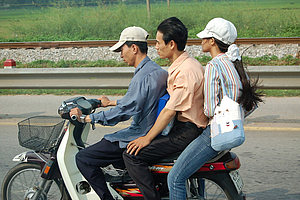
[165,52,208,128]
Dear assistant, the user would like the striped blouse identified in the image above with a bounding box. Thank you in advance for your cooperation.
[204,53,243,118]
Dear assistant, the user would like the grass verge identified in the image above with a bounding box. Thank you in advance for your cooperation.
[1,55,299,68]
[0,89,299,97]
[261,89,300,97]
[0,89,127,96]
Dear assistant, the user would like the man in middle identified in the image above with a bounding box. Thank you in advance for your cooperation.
[123,17,209,200]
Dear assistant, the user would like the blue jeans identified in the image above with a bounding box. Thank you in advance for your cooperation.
[167,125,219,199]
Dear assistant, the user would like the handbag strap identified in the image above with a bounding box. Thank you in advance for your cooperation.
[214,64,231,99]
[213,60,245,120]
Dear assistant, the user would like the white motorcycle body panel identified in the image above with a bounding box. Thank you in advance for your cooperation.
[57,123,100,200]
[57,123,123,200]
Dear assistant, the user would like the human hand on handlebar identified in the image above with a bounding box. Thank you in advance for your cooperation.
[98,96,117,107]
[70,108,92,123]
[70,108,82,121]
[126,136,151,155]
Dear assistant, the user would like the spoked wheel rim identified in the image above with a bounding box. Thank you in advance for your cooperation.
[4,163,63,200]
[188,178,229,200]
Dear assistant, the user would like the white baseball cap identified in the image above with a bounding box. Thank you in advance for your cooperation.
[110,26,149,52]
[197,18,237,45]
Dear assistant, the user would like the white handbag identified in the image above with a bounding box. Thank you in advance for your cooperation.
[210,67,245,151]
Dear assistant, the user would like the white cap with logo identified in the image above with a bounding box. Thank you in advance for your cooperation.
[197,18,237,45]
[110,26,149,52]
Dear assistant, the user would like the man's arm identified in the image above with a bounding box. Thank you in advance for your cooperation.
[126,107,176,155]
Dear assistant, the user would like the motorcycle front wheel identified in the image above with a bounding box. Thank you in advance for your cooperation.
[1,162,70,200]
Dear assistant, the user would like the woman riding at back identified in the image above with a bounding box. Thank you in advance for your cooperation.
[167,17,263,199]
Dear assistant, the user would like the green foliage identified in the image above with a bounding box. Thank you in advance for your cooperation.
[195,55,213,66]
[260,89,300,97]
[0,89,128,96]
[279,25,300,37]
[1,88,299,97]
[0,57,5,67]
[242,55,300,66]
[18,59,129,68]
[195,55,300,67]
[153,58,171,67]
[0,0,299,41]
[12,55,300,69]
[22,60,56,68]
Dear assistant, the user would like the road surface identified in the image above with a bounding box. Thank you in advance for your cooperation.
[0,95,299,199]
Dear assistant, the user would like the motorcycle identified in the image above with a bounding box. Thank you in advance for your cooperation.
[1,96,246,200]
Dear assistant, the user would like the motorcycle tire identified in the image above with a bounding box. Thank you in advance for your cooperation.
[1,162,70,200]
[187,173,244,200]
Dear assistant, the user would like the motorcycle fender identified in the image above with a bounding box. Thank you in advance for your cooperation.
[13,151,48,167]
[13,151,30,162]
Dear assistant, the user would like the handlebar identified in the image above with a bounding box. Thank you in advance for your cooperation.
[57,97,102,149]
[58,97,101,122]
[71,115,78,121]
[87,99,102,110]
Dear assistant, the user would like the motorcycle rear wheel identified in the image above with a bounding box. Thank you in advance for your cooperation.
[187,173,244,200]
[187,178,229,199]
[1,162,70,200]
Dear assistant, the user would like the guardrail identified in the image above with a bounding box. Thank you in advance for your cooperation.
[1,37,299,49]
[0,66,299,90]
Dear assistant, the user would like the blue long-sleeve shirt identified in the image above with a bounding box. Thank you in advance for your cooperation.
[89,56,168,148]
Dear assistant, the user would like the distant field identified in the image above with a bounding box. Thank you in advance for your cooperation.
[0,0,299,42]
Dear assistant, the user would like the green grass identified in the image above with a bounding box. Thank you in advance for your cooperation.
[1,55,299,69]
[0,8,41,40]
[260,89,300,97]
[241,55,300,66]
[0,0,299,41]
[1,89,299,97]
[16,59,129,68]
[0,89,128,96]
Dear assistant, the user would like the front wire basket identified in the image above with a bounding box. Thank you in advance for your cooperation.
[18,116,65,152]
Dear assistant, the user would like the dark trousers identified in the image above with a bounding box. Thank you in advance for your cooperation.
[123,120,203,200]
[76,138,126,200]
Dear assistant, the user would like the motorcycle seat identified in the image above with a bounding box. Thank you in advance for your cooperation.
[155,150,230,164]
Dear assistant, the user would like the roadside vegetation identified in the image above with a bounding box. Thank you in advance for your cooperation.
[1,88,300,97]
[0,0,299,41]
[1,55,300,69]
[0,0,299,97]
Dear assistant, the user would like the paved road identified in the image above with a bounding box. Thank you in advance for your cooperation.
[0,95,300,199]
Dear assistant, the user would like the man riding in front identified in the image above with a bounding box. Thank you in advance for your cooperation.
[70,26,168,200]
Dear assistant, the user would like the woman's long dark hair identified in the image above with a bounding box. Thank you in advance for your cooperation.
[215,38,264,111]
